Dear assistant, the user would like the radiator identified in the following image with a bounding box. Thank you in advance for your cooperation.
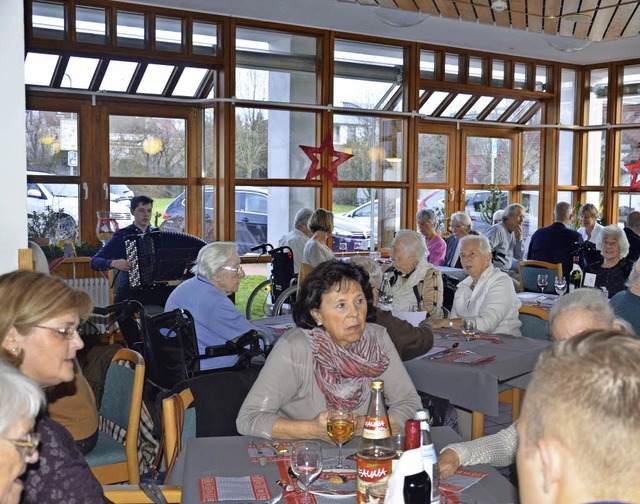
[64,277,111,308]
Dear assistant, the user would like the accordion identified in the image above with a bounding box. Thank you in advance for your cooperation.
[125,231,206,289]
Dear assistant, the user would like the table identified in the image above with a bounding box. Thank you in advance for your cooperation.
[178,429,518,504]
[436,266,468,281]
[404,331,550,439]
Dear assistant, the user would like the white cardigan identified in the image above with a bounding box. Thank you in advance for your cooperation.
[451,265,522,336]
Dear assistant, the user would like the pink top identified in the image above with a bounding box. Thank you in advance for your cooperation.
[426,234,446,266]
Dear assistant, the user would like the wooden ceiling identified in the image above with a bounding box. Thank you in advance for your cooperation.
[339,0,640,42]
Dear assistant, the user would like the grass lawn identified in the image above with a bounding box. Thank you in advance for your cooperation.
[151,198,174,226]
[333,204,355,214]
[235,275,268,316]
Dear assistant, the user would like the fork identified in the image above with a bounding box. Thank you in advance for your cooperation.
[253,439,267,466]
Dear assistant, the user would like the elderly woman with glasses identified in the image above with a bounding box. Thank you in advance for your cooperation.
[0,270,109,503]
[0,361,44,504]
[443,212,477,269]
[417,208,446,266]
[237,260,421,440]
[165,241,270,370]
[584,225,633,299]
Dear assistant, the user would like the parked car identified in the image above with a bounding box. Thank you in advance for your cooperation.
[418,189,538,236]
[110,184,134,207]
[27,171,133,241]
[161,186,372,255]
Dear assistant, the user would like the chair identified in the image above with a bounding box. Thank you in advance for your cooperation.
[519,307,551,340]
[299,262,314,288]
[86,348,145,484]
[160,368,260,473]
[518,260,563,294]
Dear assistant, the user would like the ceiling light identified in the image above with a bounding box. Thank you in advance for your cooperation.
[373,7,429,28]
[491,0,508,13]
[562,13,592,23]
[545,35,593,52]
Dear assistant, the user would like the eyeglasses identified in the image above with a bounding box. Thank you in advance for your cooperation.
[5,431,41,459]
[32,324,80,340]
[221,265,244,275]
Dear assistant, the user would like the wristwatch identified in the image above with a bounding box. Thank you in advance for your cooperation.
[448,319,454,329]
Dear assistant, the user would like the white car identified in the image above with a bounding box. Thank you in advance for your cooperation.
[27,172,133,240]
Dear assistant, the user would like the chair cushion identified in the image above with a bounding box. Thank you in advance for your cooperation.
[519,313,550,340]
[85,431,126,466]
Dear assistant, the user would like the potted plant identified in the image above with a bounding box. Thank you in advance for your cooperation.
[27,206,58,247]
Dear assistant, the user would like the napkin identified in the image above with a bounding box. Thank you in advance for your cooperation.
[385,448,425,504]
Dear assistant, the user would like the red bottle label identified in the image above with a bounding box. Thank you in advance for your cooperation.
[405,419,421,450]
[362,416,390,439]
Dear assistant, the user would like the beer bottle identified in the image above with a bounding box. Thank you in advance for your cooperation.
[356,380,395,504]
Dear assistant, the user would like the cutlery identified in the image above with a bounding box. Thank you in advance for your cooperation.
[253,439,267,466]
[428,342,459,360]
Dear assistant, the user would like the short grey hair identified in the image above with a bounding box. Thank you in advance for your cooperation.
[554,201,572,221]
[549,289,615,337]
[294,208,313,229]
[627,259,640,288]
[492,209,504,223]
[416,208,436,225]
[349,256,383,290]
[459,234,491,256]
[392,229,428,260]
[596,225,630,259]
[450,211,472,228]
[626,211,640,230]
[0,360,44,434]
[191,242,238,278]
[502,203,525,222]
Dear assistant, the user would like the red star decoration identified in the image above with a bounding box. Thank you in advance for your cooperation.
[300,132,353,186]
[626,156,640,190]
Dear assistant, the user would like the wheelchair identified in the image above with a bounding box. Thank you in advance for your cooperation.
[245,243,299,320]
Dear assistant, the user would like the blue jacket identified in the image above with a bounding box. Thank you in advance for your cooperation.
[527,222,584,280]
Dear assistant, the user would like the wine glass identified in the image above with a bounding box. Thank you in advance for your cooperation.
[339,242,348,257]
[554,276,567,296]
[537,274,549,299]
[290,441,323,504]
[461,317,477,353]
[96,211,119,247]
[327,407,354,469]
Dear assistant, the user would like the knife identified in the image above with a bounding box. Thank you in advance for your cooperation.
[428,342,459,360]
[253,439,267,466]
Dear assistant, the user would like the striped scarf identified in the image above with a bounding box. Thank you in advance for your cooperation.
[304,324,390,410]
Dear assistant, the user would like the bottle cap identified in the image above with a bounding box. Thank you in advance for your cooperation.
[372,380,384,390]
[414,409,430,422]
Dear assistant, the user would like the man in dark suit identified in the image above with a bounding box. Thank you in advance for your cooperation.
[528,201,583,281]
[624,211,640,263]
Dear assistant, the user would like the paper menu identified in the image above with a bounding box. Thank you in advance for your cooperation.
[199,475,271,502]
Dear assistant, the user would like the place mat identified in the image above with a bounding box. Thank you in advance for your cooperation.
[198,475,271,502]
[248,441,292,463]
[440,350,495,364]
[276,460,356,502]
[439,468,488,496]
[434,330,503,344]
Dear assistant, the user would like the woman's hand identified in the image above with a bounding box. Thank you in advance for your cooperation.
[438,448,461,480]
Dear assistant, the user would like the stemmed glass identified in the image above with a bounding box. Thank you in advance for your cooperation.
[554,276,567,296]
[339,242,348,257]
[290,441,323,504]
[327,407,354,469]
[461,317,477,353]
[537,274,549,299]
[96,211,119,247]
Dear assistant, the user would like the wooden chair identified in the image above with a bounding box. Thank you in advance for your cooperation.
[299,262,314,286]
[162,388,195,474]
[86,348,145,484]
[518,260,563,294]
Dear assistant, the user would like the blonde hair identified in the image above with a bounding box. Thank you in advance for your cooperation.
[521,330,640,489]
[308,208,334,234]
[0,271,92,366]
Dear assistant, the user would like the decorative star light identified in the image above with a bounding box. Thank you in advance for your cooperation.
[625,156,640,190]
[300,132,353,186]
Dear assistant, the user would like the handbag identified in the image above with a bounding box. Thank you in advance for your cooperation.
[441,273,460,312]
[417,390,458,430]
[140,392,185,485]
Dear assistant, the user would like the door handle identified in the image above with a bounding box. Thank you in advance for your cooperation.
[448,188,455,202]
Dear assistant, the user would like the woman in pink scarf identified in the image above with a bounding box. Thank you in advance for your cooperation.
[237,260,421,441]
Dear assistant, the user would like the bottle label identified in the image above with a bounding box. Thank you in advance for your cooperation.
[356,458,393,504]
[362,417,390,439]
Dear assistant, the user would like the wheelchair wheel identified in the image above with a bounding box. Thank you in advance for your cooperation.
[245,279,273,319]
[272,285,298,316]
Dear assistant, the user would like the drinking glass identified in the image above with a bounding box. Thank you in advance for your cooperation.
[327,407,354,468]
[461,317,477,353]
[339,242,348,257]
[96,211,119,247]
[290,441,323,504]
[537,274,549,298]
[554,276,567,296]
